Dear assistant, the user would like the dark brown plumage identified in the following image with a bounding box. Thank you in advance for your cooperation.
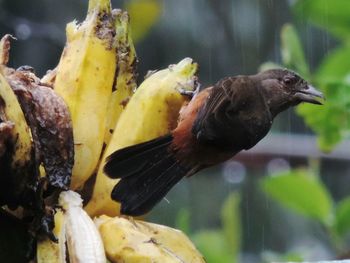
[104,69,324,216]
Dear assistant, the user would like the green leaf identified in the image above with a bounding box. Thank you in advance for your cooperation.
[297,46,350,152]
[262,250,304,263]
[260,169,333,225]
[281,24,310,78]
[192,230,234,263]
[297,79,350,152]
[335,196,350,236]
[315,46,350,83]
[221,192,241,262]
[294,0,350,40]
[125,0,162,43]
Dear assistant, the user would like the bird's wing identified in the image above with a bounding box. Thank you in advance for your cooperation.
[192,76,253,147]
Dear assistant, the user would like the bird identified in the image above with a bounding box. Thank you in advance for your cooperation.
[104,68,324,216]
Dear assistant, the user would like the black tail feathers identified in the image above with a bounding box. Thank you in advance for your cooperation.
[104,135,190,216]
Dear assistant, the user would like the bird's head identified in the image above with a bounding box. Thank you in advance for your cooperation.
[255,68,324,117]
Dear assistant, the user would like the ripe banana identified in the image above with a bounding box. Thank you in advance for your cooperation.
[85,58,198,217]
[95,215,205,263]
[37,210,65,263]
[54,0,117,190]
[104,10,138,145]
[37,191,106,263]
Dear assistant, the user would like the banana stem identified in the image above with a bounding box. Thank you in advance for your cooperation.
[88,0,111,14]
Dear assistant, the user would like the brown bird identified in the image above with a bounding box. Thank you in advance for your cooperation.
[104,69,324,216]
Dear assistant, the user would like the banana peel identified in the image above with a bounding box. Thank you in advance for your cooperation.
[96,215,205,263]
[85,58,198,217]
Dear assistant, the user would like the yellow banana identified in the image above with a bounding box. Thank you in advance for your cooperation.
[54,0,117,190]
[96,215,205,263]
[37,210,65,263]
[104,10,138,145]
[85,58,198,217]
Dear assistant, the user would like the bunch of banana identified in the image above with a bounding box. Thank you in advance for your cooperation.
[0,0,208,260]
[95,215,205,263]
[53,0,117,190]
[37,191,106,263]
[37,191,205,263]
[85,57,198,217]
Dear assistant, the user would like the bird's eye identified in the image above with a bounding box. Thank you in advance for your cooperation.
[283,78,292,85]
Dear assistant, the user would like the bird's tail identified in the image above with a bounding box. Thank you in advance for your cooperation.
[104,135,190,216]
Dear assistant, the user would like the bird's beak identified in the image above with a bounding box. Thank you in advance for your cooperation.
[295,85,325,105]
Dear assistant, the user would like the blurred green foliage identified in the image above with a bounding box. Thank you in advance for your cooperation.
[335,197,350,237]
[221,193,241,259]
[177,192,241,263]
[260,169,350,256]
[261,250,304,263]
[261,169,333,225]
[294,0,350,40]
[281,24,310,79]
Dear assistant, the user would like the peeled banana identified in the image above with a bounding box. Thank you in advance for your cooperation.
[96,215,205,263]
[37,191,106,263]
[54,0,117,190]
[85,58,198,217]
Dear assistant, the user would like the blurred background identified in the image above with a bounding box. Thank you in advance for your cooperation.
[1,0,350,262]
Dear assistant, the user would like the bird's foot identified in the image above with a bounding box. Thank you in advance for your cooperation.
[177,81,201,98]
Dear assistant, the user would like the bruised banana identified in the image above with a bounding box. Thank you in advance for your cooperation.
[0,35,74,240]
[37,191,106,263]
[0,34,73,202]
[0,34,74,191]
[85,58,198,217]
[5,67,74,190]
[54,0,117,190]
[95,215,205,263]
[104,10,138,145]
[0,36,34,206]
